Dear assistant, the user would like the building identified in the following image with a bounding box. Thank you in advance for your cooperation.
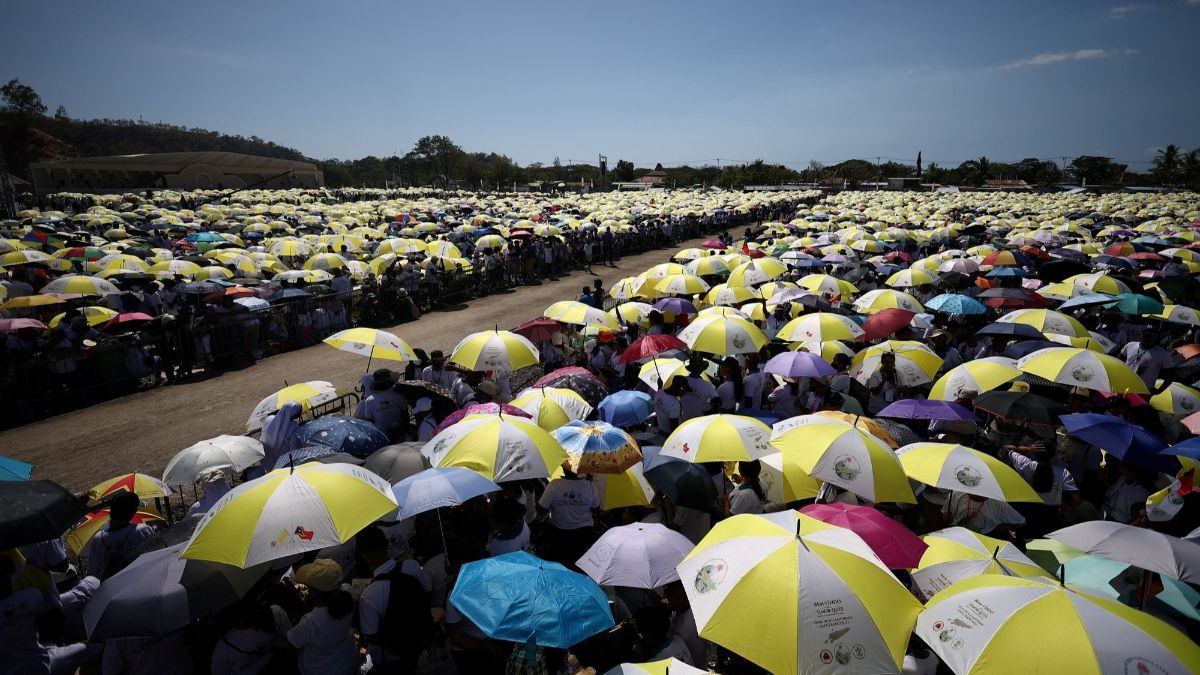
[29,151,323,193]
[982,179,1032,191]
[638,170,669,186]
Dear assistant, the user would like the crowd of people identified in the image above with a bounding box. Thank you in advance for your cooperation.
[4,188,1200,675]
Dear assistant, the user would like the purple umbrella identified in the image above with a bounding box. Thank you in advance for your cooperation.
[876,399,977,421]
[763,352,837,379]
[653,297,697,315]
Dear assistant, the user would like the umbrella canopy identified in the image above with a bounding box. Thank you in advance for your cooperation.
[1017,347,1149,394]
[597,390,654,426]
[577,522,695,589]
[925,293,988,315]
[604,659,709,675]
[911,526,1051,600]
[973,389,1068,425]
[929,357,1022,401]
[272,445,344,469]
[660,414,773,463]
[1149,382,1200,416]
[798,502,927,569]
[770,415,915,503]
[246,380,342,432]
[84,543,267,640]
[512,318,558,343]
[1048,521,1200,584]
[897,442,1043,503]
[861,308,917,340]
[296,415,390,458]
[678,511,921,675]
[182,462,397,568]
[511,387,594,431]
[677,314,767,356]
[998,308,1088,338]
[977,321,1046,340]
[0,480,87,548]
[322,327,417,363]
[759,451,822,503]
[763,351,837,379]
[362,443,430,483]
[88,473,172,500]
[421,414,567,482]
[449,551,614,648]
[1059,413,1171,471]
[162,435,265,485]
[644,460,719,511]
[851,341,943,387]
[534,367,610,406]
[620,334,687,364]
[433,402,531,435]
[915,576,1200,675]
[450,329,540,372]
[391,467,501,520]
[0,456,33,481]
[775,312,864,342]
[877,399,976,421]
[554,421,641,474]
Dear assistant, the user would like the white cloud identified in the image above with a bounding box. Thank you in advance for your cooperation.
[998,48,1138,69]
[1109,4,1149,19]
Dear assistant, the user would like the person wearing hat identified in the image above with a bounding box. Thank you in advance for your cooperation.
[680,355,719,422]
[354,369,409,442]
[287,559,360,675]
[412,397,438,442]
[419,350,458,390]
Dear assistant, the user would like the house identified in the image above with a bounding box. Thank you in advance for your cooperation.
[638,170,668,186]
[982,179,1032,191]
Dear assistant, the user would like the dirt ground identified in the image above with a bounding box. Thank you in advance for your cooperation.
[1,231,734,491]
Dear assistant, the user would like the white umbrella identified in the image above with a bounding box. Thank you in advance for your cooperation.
[162,435,265,484]
[577,523,696,589]
[390,467,500,520]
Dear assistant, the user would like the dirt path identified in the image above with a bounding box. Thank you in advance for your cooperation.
[2,231,733,491]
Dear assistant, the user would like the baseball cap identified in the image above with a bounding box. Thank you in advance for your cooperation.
[295,559,342,592]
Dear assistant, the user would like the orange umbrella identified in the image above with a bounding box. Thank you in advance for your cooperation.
[87,473,172,500]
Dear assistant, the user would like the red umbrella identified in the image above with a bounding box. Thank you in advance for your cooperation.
[0,318,47,332]
[104,312,154,331]
[700,240,727,249]
[798,503,927,569]
[860,309,915,340]
[1018,245,1050,260]
[745,248,766,259]
[1127,252,1164,261]
[882,251,912,263]
[619,334,687,364]
[513,318,558,343]
[979,288,1048,309]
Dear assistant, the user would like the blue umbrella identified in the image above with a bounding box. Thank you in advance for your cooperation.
[296,415,390,458]
[272,445,339,469]
[1092,255,1136,269]
[449,551,614,648]
[986,267,1028,278]
[0,456,32,481]
[391,467,500,520]
[1060,413,1174,472]
[1003,339,1063,358]
[186,232,224,243]
[268,288,312,303]
[925,293,988,315]
[553,421,641,474]
[1058,293,1115,310]
[597,391,654,426]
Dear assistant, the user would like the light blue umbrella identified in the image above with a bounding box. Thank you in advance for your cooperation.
[1058,292,1115,310]
[597,391,653,426]
[0,456,32,481]
[925,293,987,315]
[390,467,500,520]
[449,551,614,648]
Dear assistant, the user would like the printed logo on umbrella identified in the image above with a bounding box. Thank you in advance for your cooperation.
[693,559,727,594]
[1070,365,1094,382]
[954,465,983,488]
[833,455,861,481]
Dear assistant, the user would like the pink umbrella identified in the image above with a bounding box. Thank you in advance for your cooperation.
[798,502,927,569]
[860,308,915,340]
[432,403,531,435]
[0,318,47,332]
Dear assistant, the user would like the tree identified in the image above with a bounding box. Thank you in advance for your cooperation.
[1182,149,1200,188]
[960,156,992,186]
[1070,156,1126,186]
[53,105,68,121]
[1153,144,1182,185]
[1,79,47,118]
[408,135,464,186]
[612,159,636,182]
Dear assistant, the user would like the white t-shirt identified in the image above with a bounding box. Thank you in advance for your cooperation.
[716,381,738,412]
[941,492,1025,535]
[681,377,718,421]
[286,606,360,675]
[538,478,599,530]
[1120,342,1174,388]
[729,483,765,515]
[1006,450,1077,506]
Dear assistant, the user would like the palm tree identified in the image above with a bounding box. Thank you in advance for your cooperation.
[1181,149,1200,189]
[961,156,992,186]
[1153,144,1182,185]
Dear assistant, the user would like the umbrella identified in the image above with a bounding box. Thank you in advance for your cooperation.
[1048,521,1200,585]
[534,367,609,406]
[0,318,47,333]
[677,314,767,356]
[976,321,1046,340]
[775,312,864,342]
[296,415,390,458]
[979,287,1048,309]
[763,351,837,379]
[678,511,922,675]
[877,399,976,421]
[850,340,943,387]
[861,308,917,340]
[131,515,204,556]
[660,414,773,463]
[925,294,987,315]
[597,390,654,426]
[1058,292,1117,311]
[798,502,927,569]
[973,390,1067,424]
[999,308,1088,338]
[554,421,641,474]
[511,387,594,431]
[450,329,539,372]
[577,522,695,588]
[1106,292,1165,316]
[391,466,500,520]
[362,442,430,483]
[0,480,87,548]
[897,442,1042,503]
[620,334,687,364]
[759,451,822,503]
[272,445,341,469]
[449,551,614,648]
[653,297,698,315]
[547,301,621,330]
[322,327,417,366]
[644,460,718,511]
[433,402,531,435]
[1059,413,1171,471]
[655,273,709,296]
[420,414,567,482]
[853,288,924,314]
[1017,347,1149,394]
[586,463,656,510]
[0,456,32,481]
[182,462,397,568]
[267,288,311,302]
[65,508,164,554]
[915,576,1200,675]
[162,435,265,485]
[513,318,558,343]
[88,473,172,500]
[245,380,342,432]
[911,527,1051,600]
[84,543,267,640]
[393,379,457,416]
[929,357,1022,400]
[770,415,915,503]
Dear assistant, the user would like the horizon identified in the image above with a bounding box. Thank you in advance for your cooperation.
[4,1,1199,170]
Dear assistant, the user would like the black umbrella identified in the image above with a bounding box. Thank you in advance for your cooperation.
[534,367,610,406]
[644,461,718,511]
[974,391,1068,425]
[978,322,1046,341]
[0,480,87,548]
[393,380,457,416]
[1002,339,1062,359]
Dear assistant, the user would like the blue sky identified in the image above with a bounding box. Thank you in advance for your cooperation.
[4,0,1198,169]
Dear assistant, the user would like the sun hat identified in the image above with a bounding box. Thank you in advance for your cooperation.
[295,559,342,592]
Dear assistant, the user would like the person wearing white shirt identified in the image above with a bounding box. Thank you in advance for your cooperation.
[1120,332,1175,389]
[355,527,432,672]
[419,351,458,390]
[487,497,532,556]
[941,491,1025,536]
[287,560,360,675]
[743,364,769,410]
[537,472,600,565]
[681,375,718,421]
[653,381,686,435]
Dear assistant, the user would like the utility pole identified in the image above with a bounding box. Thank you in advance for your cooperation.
[876,157,882,191]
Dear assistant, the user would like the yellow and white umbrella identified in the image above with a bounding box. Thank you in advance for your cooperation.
[885,269,938,288]
[1066,272,1131,295]
[998,308,1088,338]
[637,357,689,390]
[852,288,924,314]
[677,314,767,356]
[450,330,540,372]
[896,442,1042,503]
[775,312,864,342]
[322,327,417,364]
[546,301,620,330]
[48,306,119,328]
[728,258,787,287]
[268,240,313,258]
[678,511,922,675]
[604,658,710,675]
[40,275,119,296]
[929,357,1022,400]
[759,451,822,503]
[687,256,731,277]
[610,276,657,300]
[770,415,915,503]
[420,414,566,482]
[799,274,859,299]
[643,262,688,280]
[660,414,773,463]
[851,341,943,387]
[182,462,397,568]
[610,301,654,327]
[425,240,462,258]
[704,283,759,307]
[655,272,710,296]
[302,253,350,271]
[246,381,342,432]
[511,387,594,430]
[1151,304,1200,326]
[911,527,1052,600]
[1017,347,1148,394]
[1149,381,1200,416]
[915,575,1200,675]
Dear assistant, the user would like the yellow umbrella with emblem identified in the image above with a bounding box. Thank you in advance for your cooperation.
[677,314,766,356]
[910,526,1052,600]
[770,415,915,503]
